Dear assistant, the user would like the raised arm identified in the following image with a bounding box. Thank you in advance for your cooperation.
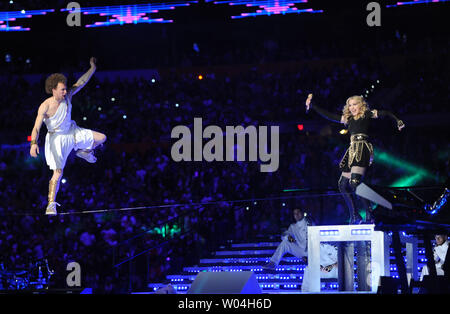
[69,57,97,98]
[371,109,405,131]
[29,102,48,157]
[305,93,344,124]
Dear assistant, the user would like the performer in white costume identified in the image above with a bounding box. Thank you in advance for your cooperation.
[29,57,106,215]
[301,243,338,292]
[263,208,311,269]
[420,234,449,280]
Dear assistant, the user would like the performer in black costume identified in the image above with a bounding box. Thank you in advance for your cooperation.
[305,94,405,223]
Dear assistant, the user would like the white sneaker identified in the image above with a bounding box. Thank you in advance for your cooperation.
[45,202,60,215]
[76,149,97,163]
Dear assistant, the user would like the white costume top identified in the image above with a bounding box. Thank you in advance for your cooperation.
[319,243,338,267]
[281,218,309,256]
[420,240,449,280]
[433,240,448,268]
[44,97,94,170]
[301,243,338,292]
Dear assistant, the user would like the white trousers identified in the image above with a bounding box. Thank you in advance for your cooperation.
[270,238,306,265]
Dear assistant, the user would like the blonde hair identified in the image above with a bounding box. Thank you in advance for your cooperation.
[342,95,370,123]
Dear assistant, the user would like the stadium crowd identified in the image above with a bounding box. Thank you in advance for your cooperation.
[0,14,448,292]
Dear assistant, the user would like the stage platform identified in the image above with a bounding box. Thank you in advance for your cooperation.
[145,225,428,294]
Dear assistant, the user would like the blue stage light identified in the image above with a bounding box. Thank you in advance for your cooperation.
[0,8,54,31]
[351,229,372,235]
[386,0,450,8]
[60,2,197,28]
[319,230,339,236]
[231,7,323,19]
[205,0,323,19]
[424,188,449,215]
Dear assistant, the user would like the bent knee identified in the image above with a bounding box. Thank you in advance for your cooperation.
[92,132,107,145]
[98,133,107,144]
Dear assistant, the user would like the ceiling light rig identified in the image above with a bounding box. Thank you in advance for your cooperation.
[205,0,323,19]
[0,9,54,31]
[59,1,197,28]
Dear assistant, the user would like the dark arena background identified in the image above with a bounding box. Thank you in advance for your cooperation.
[0,0,449,302]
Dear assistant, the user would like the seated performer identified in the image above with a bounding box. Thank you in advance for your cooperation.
[420,234,449,281]
[301,243,338,292]
[29,57,107,215]
[263,208,311,269]
[305,94,405,223]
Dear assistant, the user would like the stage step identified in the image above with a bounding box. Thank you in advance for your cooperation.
[144,238,428,294]
[147,278,339,294]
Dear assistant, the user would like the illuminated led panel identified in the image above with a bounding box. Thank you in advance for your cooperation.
[206,0,323,19]
[0,9,54,31]
[386,0,450,8]
[60,1,197,28]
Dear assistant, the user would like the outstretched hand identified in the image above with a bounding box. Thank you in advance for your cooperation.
[305,93,313,111]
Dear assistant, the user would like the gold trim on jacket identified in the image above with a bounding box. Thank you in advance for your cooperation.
[339,133,374,169]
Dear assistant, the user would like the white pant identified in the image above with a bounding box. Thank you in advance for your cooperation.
[301,266,338,292]
[270,238,306,265]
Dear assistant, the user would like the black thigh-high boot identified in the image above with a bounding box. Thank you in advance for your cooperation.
[338,175,357,224]
[349,173,372,289]
[349,173,372,223]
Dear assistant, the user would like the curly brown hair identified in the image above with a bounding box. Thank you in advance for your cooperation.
[45,73,67,94]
